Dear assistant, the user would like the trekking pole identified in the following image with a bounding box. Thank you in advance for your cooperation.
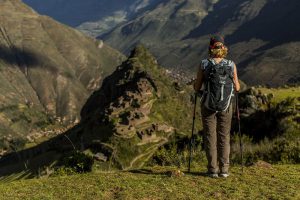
[235,92,244,173]
[188,93,197,173]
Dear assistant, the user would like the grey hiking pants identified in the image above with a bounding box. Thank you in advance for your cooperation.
[201,104,232,174]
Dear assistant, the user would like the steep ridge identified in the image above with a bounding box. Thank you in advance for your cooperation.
[0,46,195,174]
[79,45,195,169]
[0,0,123,150]
[101,0,300,87]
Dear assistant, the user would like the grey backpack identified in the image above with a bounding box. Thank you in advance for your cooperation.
[203,59,234,112]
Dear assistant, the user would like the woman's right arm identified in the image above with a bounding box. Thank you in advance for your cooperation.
[194,65,204,91]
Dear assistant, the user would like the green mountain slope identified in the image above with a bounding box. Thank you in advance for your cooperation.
[0,0,123,151]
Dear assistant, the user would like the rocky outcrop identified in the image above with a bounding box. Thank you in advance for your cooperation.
[238,87,274,117]
[235,86,299,142]
[74,46,194,169]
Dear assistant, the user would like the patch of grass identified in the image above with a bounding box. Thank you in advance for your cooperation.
[258,86,300,103]
[0,165,299,199]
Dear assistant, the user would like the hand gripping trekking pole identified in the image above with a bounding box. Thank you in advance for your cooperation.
[188,93,197,173]
[235,92,244,173]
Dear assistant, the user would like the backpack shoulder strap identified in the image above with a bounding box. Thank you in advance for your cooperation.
[227,60,234,70]
[207,58,215,66]
[200,59,211,71]
[222,59,234,79]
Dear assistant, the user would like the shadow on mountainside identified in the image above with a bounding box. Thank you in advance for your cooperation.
[0,47,136,178]
[183,0,247,39]
[226,0,300,48]
[0,122,94,178]
[184,0,300,49]
[0,45,58,74]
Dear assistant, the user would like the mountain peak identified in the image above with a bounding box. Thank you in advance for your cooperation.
[125,45,159,71]
[78,47,194,169]
[81,45,159,120]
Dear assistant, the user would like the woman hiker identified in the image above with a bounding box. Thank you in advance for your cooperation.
[194,35,240,178]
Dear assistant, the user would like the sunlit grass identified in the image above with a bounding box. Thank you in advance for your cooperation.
[0,165,299,199]
[258,86,300,103]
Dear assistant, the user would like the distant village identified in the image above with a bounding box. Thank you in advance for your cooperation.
[164,67,194,85]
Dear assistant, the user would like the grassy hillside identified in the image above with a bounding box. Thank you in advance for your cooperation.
[258,86,300,103]
[0,164,299,199]
[0,0,123,152]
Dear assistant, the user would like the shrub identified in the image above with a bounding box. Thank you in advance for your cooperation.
[151,133,300,168]
[229,96,300,165]
[55,151,94,175]
[148,134,206,167]
[0,137,26,152]
[270,138,300,164]
[230,136,300,165]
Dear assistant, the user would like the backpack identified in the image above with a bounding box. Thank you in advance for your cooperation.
[202,59,234,112]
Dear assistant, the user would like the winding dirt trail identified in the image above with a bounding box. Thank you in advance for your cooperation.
[124,137,168,170]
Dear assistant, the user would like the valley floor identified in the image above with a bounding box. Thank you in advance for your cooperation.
[0,165,299,199]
